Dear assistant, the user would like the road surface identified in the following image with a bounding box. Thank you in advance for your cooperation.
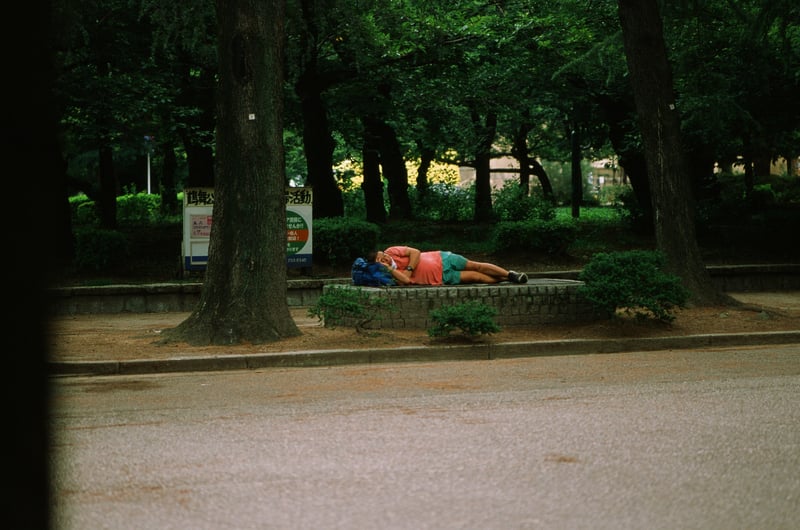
[51,345,800,529]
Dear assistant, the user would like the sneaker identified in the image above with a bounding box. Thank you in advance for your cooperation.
[508,271,528,284]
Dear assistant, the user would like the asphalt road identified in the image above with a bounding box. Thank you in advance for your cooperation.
[50,345,800,530]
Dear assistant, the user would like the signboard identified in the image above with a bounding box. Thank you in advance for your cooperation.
[285,187,313,268]
[181,187,313,272]
[182,188,214,271]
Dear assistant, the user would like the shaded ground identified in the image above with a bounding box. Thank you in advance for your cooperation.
[49,291,800,363]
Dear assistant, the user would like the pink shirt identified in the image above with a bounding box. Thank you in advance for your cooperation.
[384,246,443,285]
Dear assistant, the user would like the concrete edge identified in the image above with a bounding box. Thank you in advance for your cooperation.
[48,331,800,377]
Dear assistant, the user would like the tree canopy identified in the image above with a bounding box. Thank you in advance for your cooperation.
[55,0,799,219]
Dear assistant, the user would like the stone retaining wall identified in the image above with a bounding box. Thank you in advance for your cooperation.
[323,280,601,330]
[48,264,799,315]
[49,279,349,315]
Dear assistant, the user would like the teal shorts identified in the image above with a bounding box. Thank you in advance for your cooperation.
[440,251,468,285]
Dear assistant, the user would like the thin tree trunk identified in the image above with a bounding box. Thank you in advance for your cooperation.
[472,110,496,223]
[297,79,344,218]
[512,124,532,195]
[415,143,434,200]
[160,143,179,216]
[98,142,117,229]
[529,159,555,202]
[570,124,582,218]
[361,120,386,223]
[177,63,216,188]
[375,120,412,220]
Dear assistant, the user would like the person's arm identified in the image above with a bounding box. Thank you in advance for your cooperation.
[388,265,412,285]
[404,247,421,273]
[387,246,419,281]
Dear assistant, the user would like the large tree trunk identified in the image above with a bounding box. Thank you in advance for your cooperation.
[165,0,300,345]
[618,0,725,305]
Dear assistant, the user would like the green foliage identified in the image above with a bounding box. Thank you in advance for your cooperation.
[492,219,578,255]
[614,188,652,234]
[411,182,474,222]
[117,192,161,226]
[376,220,495,257]
[73,227,130,272]
[70,192,181,227]
[567,208,646,259]
[428,301,501,338]
[540,160,598,204]
[312,217,381,266]
[342,187,369,219]
[492,182,556,222]
[577,250,690,323]
[70,195,99,226]
[307,286,395,330]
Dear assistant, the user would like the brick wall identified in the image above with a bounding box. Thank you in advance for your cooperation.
[323,279,601,330]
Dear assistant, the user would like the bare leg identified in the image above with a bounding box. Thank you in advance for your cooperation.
[464,260,509,280]
[459,271,502,284]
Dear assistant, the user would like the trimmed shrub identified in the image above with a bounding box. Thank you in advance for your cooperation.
[492,182,555,222]
[69,194,99,226]
[117,193,161,226]
[428,300,501,338]
[307,286,395,331]
[492,218,577,255]
[577,250,689,322]
[73,228,130,272]
[312,217,381,266]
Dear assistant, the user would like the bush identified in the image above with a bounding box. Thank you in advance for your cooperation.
[342,187,369,219]
[428,300,501,338]
[312,217,381,266]
[68,194,98,226]
[117,192,161,226]
[73,227,130,272]
[577,250,689,322]
[492,218,577,255]
[70,192,180,227]
[307,286,395,331]
[412,182,474,221]
[615,187,652,234]
[492,182,555,222]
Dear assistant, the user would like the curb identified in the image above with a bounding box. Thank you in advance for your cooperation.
[49,330,800,377]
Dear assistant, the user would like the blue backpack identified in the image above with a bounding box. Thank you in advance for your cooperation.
[351,257,396,287]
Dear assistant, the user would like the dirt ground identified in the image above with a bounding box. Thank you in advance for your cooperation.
[48,291,800,363]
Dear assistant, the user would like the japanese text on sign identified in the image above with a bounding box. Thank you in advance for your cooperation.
[285,188,313,205]
[185,189,215,206]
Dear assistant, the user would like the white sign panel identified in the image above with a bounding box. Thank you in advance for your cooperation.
[181,187,313,271]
